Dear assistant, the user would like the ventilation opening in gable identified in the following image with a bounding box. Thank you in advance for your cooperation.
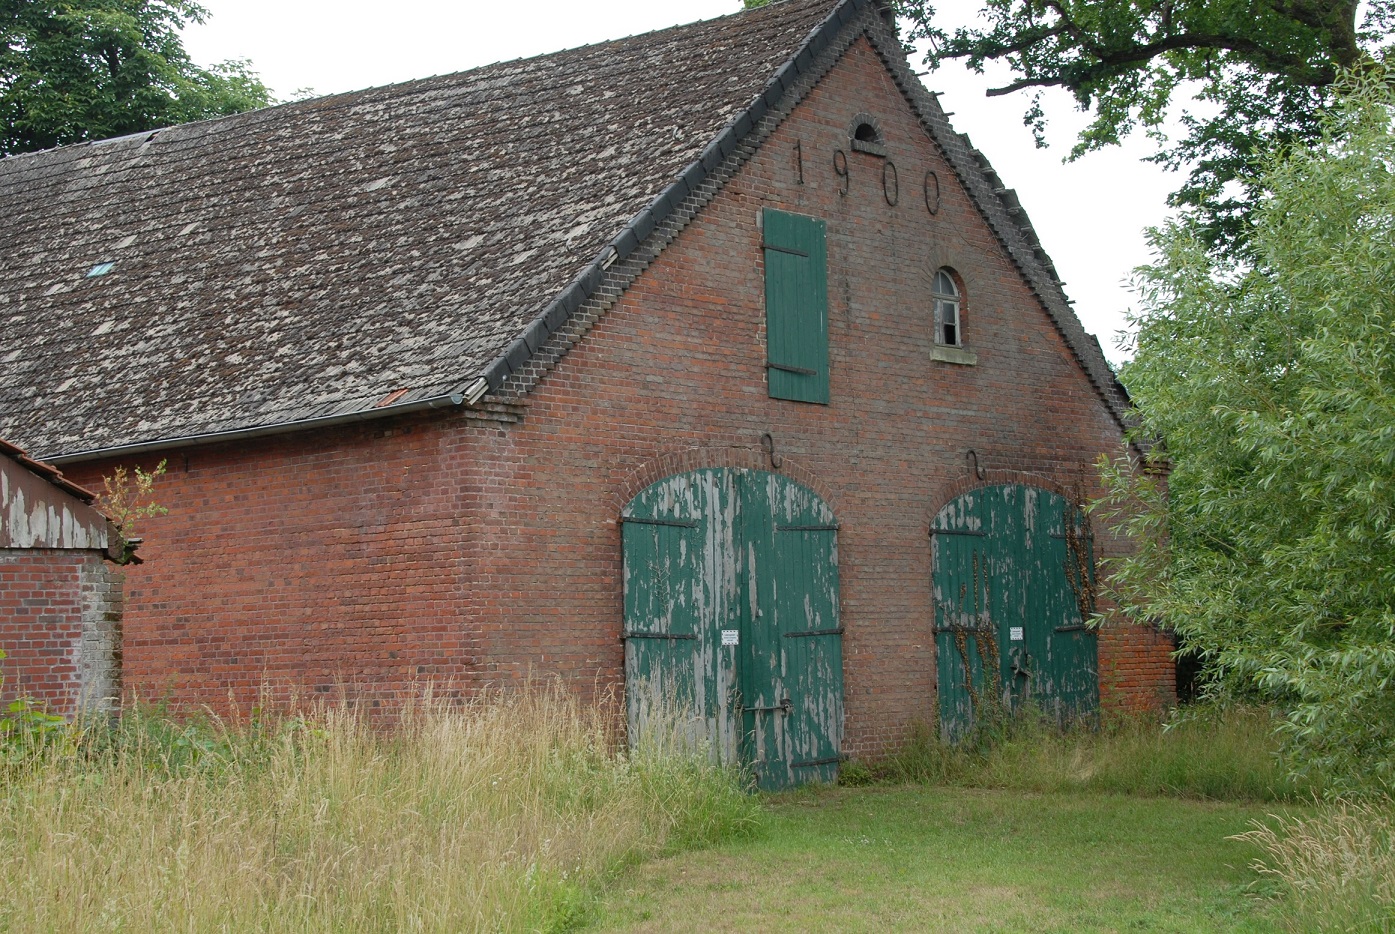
[849,114,887,157]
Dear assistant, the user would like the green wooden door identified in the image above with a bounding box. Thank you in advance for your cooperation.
[622,470,742,765]
[932,485,1099,741]
[623,469,842,790]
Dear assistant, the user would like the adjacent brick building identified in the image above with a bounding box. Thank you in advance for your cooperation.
[0,440,126,717]
[0,0,1173,781]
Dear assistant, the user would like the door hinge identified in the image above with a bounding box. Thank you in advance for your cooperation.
[619,516,698,528]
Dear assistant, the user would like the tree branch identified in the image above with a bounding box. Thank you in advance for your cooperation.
[976,30,1338,94]
[987,76,1067,96]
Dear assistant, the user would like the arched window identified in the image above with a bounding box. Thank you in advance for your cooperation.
[932,269,960,346]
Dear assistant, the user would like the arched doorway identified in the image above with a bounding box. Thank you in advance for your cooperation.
[622,469,843,790]
[932,484,1098,740]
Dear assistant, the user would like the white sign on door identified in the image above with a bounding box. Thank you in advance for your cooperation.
[1009,626,1024,641]
[721,629,740,646]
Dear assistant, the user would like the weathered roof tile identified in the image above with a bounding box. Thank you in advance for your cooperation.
[0,0,836,457]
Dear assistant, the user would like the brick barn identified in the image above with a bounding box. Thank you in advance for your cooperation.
[0,440,127,717]
[0,0,1173,786]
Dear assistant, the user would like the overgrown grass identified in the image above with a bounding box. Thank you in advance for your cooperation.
[1237,800,1395,933]
[0,688,759,931]
[844,703,1312,802]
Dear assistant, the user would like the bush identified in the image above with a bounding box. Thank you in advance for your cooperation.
[1098,70,1395,794]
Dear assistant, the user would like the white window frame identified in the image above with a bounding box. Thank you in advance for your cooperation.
[932,269,961,347]
[930,268,977,366]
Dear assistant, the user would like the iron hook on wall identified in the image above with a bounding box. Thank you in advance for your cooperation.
[966,449,986,480]
[761,432,783,470]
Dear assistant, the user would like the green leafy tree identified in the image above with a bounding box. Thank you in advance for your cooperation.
[0,0,272,157]
[899,0,1394,252]
[1096,70,1395,793]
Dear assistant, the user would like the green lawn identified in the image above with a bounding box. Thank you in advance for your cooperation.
[589,785,1286,933]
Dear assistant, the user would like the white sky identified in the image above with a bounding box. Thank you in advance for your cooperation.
[183,0,1180,365]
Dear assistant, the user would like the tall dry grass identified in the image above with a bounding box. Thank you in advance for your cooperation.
[0,687,758,932]
[1237,801,1395,933]
[852,703,1312,802]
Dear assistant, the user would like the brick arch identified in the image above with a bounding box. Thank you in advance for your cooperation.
[928,466,1079,530]
[610,443,843,520]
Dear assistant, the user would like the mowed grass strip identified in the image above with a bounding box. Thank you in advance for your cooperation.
[592,785,1286,933]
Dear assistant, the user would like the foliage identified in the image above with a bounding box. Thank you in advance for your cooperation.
[1237,801,1395,932]
[898,0,1394,252]
[0,648,66,765]
[0,689,759,930]
[0,0,273,157]
[1096,70,1395,793]
[95,457,167,535]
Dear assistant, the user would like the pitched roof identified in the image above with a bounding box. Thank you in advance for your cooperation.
[0,438,97,503]
[0,0,1128,461]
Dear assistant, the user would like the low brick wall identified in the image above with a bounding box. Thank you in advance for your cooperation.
[0,550,121,716]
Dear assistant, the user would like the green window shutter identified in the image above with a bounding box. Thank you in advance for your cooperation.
[763,208,828,403]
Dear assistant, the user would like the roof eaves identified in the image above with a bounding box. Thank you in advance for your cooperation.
[475,0,874,398]
[37,390,473,466]
[0,438,98,502]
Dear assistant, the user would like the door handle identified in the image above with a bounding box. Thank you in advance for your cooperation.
[745,697,793,714]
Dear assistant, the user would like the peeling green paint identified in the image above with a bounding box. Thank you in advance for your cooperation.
[933,485,1099,741]
[623,469,842,790]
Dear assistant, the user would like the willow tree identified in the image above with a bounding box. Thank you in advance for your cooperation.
[1098,71,1395,792]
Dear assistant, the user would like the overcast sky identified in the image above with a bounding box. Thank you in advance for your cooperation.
[182,0,1180,365]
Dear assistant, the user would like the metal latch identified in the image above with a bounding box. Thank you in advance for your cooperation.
[745,697,793,714]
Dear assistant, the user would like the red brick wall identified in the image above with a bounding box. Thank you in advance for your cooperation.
[0,550,92,715]
[68,422,481,712]
[1099,624,1177,713]
[64,36,1173,744]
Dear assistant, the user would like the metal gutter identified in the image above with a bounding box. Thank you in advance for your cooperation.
[39,390,469,465]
